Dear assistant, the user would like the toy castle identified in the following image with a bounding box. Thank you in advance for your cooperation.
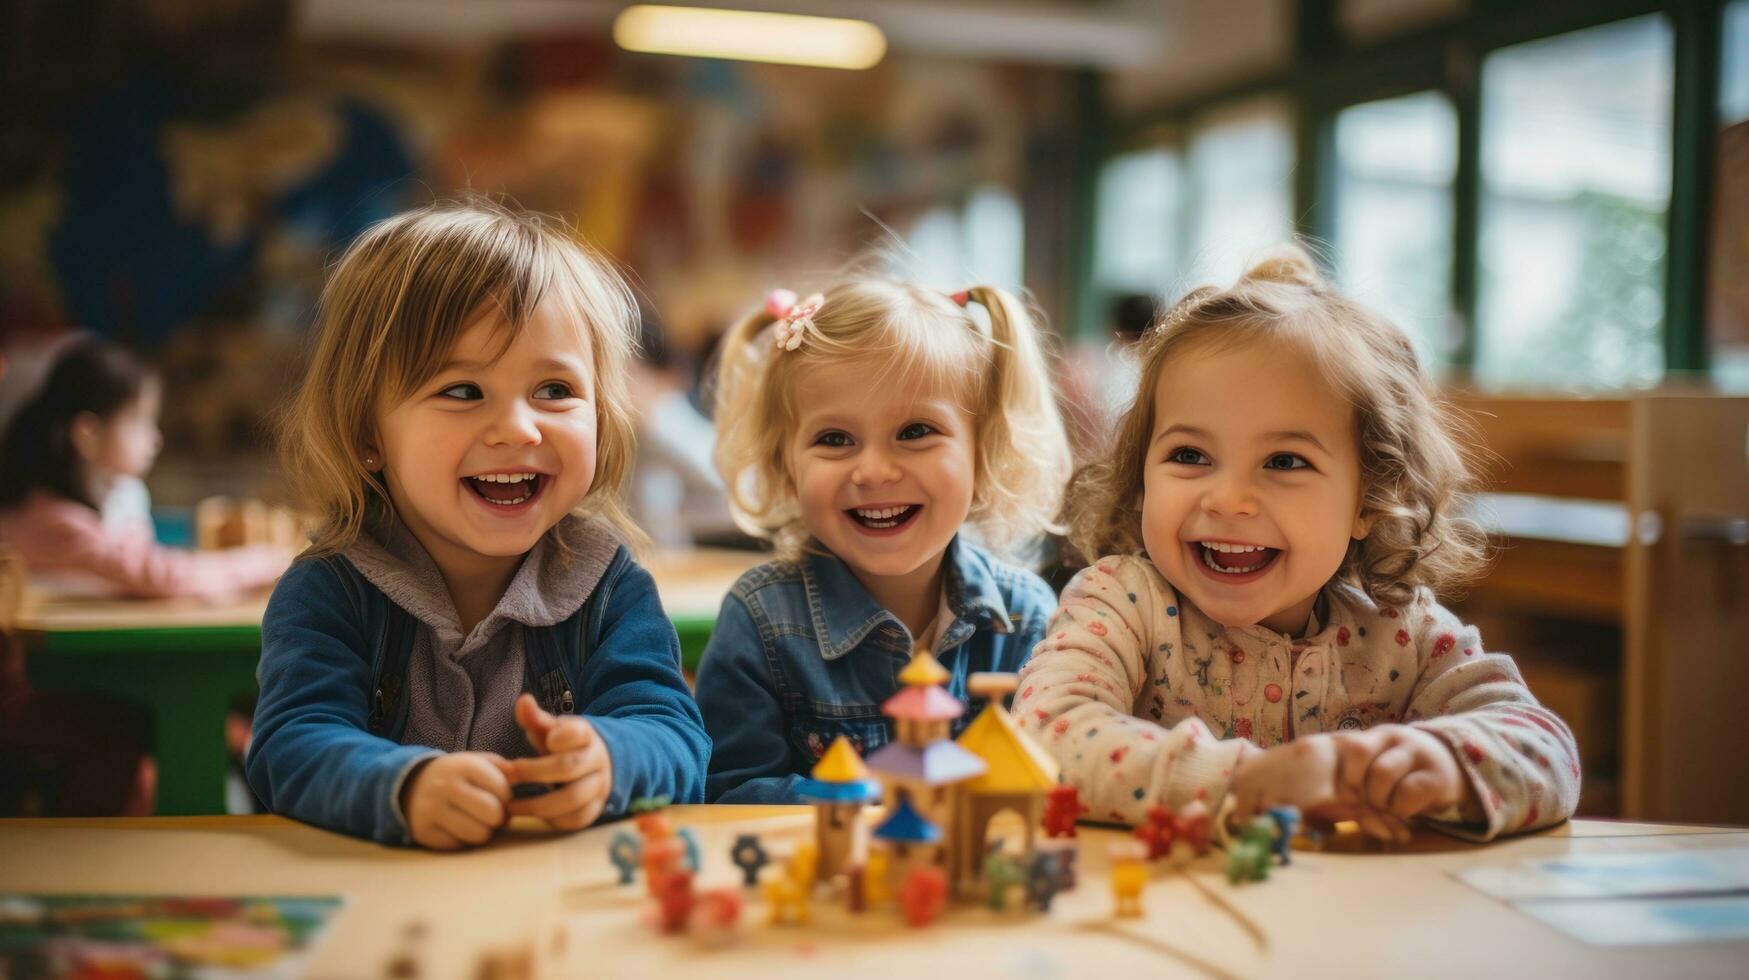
[800,649,1062,903]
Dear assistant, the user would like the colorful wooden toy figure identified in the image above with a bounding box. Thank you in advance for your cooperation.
[1038,838,1078,891]
[1226,822,1274,884]
[863,847,892,907]
[1109,841,1148,917]
[1043,783,1088,838]
[730,834,770,888]
[690,888,743,945]
[677,826,702,873]
[984,851,1024,911]
[608,830,642,885]
[1132,803,1177,860]
[1266,806,1300,865]
[1173,800,1213,858]
[1025,852,1063,912]
[654,869,696,934]
[633,799,674,845]
[643,837,686,898]
[898,866,948,927]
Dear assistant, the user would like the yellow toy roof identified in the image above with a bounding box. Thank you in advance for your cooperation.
[898,649,951,687]
[955,701,1060,793]
[810,735,873,783]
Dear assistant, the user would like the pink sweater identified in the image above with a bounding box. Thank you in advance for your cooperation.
[0,491,288,599]
[1013,555,1581,840]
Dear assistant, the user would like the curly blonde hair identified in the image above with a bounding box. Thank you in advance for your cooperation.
[1067,246,1486,606]
[711,278,1070,563]
[279,201,648,557]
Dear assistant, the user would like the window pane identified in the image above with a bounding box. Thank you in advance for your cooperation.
[1711,0,1749,391]
[1186,100,1294,287]
[896,185,1024,291]
[1333,91,1457,372]
[1093,147,1183,296]
[1477,16,1673,390]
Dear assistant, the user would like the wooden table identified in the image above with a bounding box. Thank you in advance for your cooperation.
[14,549,760,816]
[0,810,1743,978]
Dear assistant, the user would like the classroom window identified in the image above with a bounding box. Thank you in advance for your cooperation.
[1184,99,1295,289]
[1093,146,1185,299]
[897,185,1025,292]
[1710,0,1749,391]
[1476,16,1674,390]
[1332,91,1458,371]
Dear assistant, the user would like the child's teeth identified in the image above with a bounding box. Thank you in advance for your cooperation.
[1200,542,1271,574]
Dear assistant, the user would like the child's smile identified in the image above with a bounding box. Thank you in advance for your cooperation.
[462,470,548,511]
[1140,340,1370,636]
[1189,539,1281,581]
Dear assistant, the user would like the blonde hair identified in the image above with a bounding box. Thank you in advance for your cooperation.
[279,201,648,557]
[1068,245,1486,606]
[712,278,1070,562]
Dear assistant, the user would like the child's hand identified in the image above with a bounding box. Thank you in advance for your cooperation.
[1227,735,1413,843]
[402,752,515,850]
[507,693,614,831]
[1331,724,1481,831]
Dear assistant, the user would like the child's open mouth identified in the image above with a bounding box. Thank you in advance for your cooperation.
[847,504,922,534]
[1191,541,1281,579]
[463,472,545,509]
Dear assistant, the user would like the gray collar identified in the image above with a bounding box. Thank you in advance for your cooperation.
[342,513,622,653]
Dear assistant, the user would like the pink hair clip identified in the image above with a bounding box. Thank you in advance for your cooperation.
[766,289,824,352]
[949,290,970,307]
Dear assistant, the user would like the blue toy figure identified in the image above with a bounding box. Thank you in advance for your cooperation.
[677,826,702,873]
[1026,852,1064,911]
[1265,806,1300,865]
[608,831,642,885]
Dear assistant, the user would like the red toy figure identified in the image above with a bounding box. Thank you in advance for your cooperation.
[644,836,686,897]
[655,869,696,933]
[1132,803,1177,859]
[689,887,742,945]
[635,810,674,843]
[1174,800,1213,857]
[898,867,947,928]
[1043,784,1089,838]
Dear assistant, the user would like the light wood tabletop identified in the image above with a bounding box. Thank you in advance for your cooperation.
[2,809,1744,979]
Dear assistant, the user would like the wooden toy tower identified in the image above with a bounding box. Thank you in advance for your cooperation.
[795,736,882,879]
[864,649,987,891]
[950,672,1062,890]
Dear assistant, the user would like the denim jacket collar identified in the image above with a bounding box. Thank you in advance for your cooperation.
[800,535,1014,662]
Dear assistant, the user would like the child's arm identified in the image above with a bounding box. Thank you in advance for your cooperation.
[247,559,444,845]
[694,594,807,803]
[1396,593,1582,838]
[566,556,712,814]
[48,502,290,598]
[1013,557,1249,825]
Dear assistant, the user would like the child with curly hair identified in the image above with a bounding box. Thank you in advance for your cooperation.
[1014,246,1579,842]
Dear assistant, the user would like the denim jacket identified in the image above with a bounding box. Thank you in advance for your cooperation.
[247,545,710,845]
[696,536,1057,803]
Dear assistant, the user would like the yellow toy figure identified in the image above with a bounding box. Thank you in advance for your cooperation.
[863,847,892,907]
[765,842,818,925]
[1109,841,1148,918]
[790,840,819,890]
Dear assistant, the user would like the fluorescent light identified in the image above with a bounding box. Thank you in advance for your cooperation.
[613,5,886,70]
